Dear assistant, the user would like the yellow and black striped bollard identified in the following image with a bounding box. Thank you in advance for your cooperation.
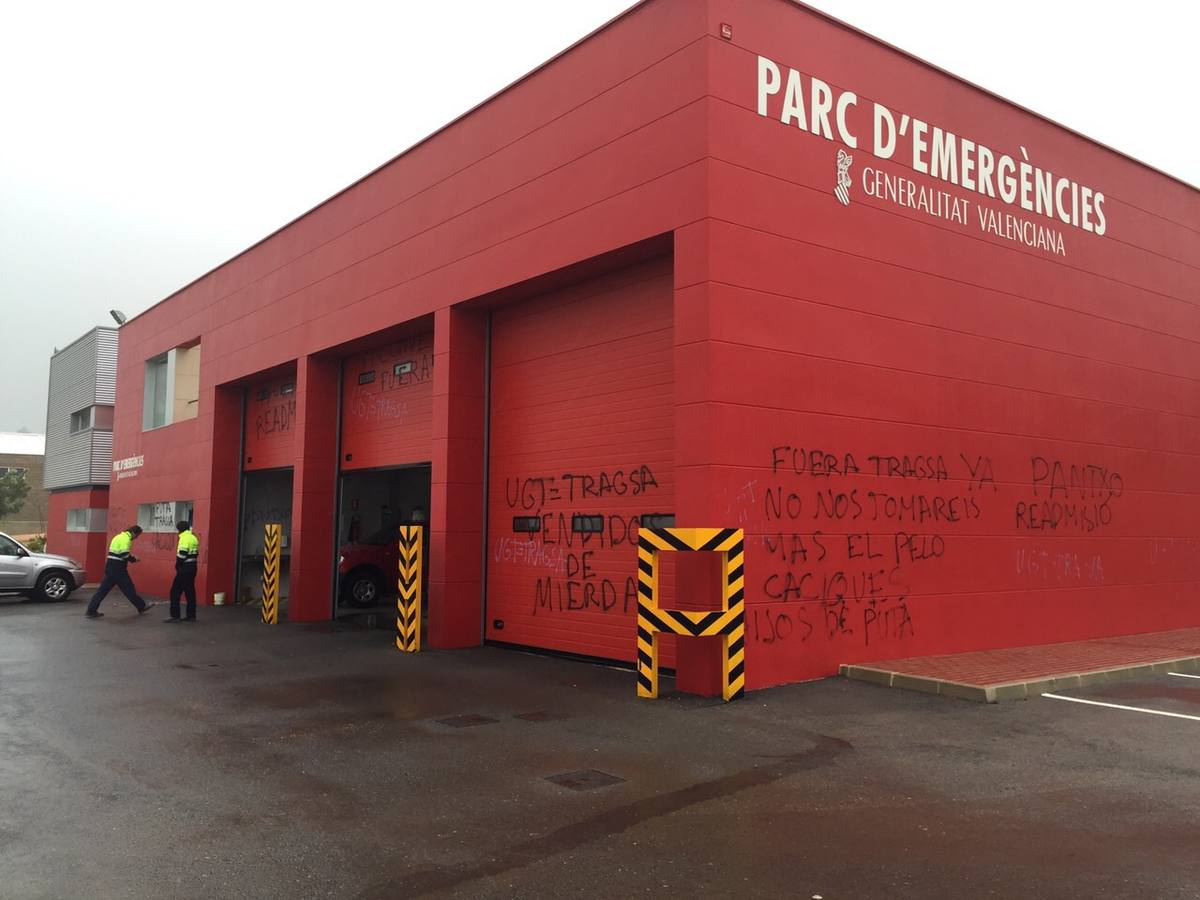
[635,527,745,702]
[396,526,422,652]
[261,523,281,625]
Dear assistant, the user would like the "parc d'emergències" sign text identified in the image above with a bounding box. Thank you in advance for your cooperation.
[756,55,1109,256]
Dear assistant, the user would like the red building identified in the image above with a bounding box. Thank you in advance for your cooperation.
[106,0,1200,692]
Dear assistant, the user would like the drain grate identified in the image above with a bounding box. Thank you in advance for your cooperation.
[514,711,570,723]
[545,769,625,791]
[436,714,499,728]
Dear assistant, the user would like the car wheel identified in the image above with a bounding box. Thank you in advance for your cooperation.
[35,570,74,602]
[344,569,384,608]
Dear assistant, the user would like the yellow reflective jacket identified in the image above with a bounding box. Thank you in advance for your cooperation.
[176,529,200,565]
[107,531,134,563]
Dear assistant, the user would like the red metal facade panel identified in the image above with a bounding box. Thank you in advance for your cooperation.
[106,413,207,599]
[340,334,435,471]
[243,374,296,472]
[486,258,675,661]
[47,487,109,583]
[701,0,1200,687]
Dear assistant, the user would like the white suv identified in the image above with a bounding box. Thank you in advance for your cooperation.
[0,532,88,602]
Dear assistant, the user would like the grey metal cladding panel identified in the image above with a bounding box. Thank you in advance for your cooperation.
[44,330,111,490]
[47,332,99,418]
[94,327,118,404]
[90,430,113,484]
[42,430,93,489]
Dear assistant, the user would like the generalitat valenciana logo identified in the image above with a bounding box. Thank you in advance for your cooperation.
[834,148,853,206]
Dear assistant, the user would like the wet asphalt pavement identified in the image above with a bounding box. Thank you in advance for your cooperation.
[1,591,1198,899]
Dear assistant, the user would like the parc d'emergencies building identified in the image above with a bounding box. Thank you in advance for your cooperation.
[101,0,1200,692]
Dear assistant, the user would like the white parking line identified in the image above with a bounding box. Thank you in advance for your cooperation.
[1041,692,1200,722]
[1168,672,1200,680]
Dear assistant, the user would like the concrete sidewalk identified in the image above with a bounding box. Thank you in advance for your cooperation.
[842,628,1200,702]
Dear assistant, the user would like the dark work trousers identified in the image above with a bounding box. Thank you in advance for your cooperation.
[169,564,198,620]
[86,560,146,614]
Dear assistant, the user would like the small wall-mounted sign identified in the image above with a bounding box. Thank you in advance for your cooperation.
[112,454,145,482]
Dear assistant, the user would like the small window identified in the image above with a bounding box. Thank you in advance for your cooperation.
[67,508,108,533]
[279,382,295,395]
[571,514,604,534]
[143,342,201,431]
[0,467,26,479]
[640,513,676,530]
[93,405,114,431]
[512,516,541,533]
[357,370,376,385]
[137,500,194,533]
[70,407,95,433]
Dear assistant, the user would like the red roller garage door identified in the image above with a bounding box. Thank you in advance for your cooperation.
[486,257,675,661]
[341,334,434,470]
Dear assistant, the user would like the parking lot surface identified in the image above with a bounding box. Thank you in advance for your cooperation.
[2,592,1198,899]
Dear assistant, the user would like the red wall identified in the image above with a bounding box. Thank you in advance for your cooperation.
[341,333,434,470]
[697,0,1200,687]
[47,487,109,583]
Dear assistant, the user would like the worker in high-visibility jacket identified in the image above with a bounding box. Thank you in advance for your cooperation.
[85,525,155,618]
[166,521,200,622]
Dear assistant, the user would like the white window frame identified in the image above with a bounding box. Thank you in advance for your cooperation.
[137,500,194,533]
[66,508,108,533]
[70,406,95,433]
[143,354,170,430]
[142,344,201,432]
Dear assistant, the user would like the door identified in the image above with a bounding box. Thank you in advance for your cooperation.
[341,333,434,472]
[0,534,35,589]
[337,333,436,615]
[336,464,431,611]
[485,257,675,661]
[238,469,294,605]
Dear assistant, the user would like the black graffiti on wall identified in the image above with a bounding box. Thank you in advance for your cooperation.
[751,446,1001,649]
[504,466,658,510]
[255,398,296,440]
[348,337,435,424]
[498,465,660,617]
[246,506,292,529]
[1015,456,1124,533]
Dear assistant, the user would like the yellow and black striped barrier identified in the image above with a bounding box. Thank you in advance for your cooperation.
[262,523,281,625]
[636,527,745,702]
[396,526,422,652]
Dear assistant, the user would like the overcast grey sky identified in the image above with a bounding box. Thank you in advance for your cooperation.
[2,0,1196,433]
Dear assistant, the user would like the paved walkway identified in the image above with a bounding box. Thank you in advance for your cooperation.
[842,628,1200,702]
